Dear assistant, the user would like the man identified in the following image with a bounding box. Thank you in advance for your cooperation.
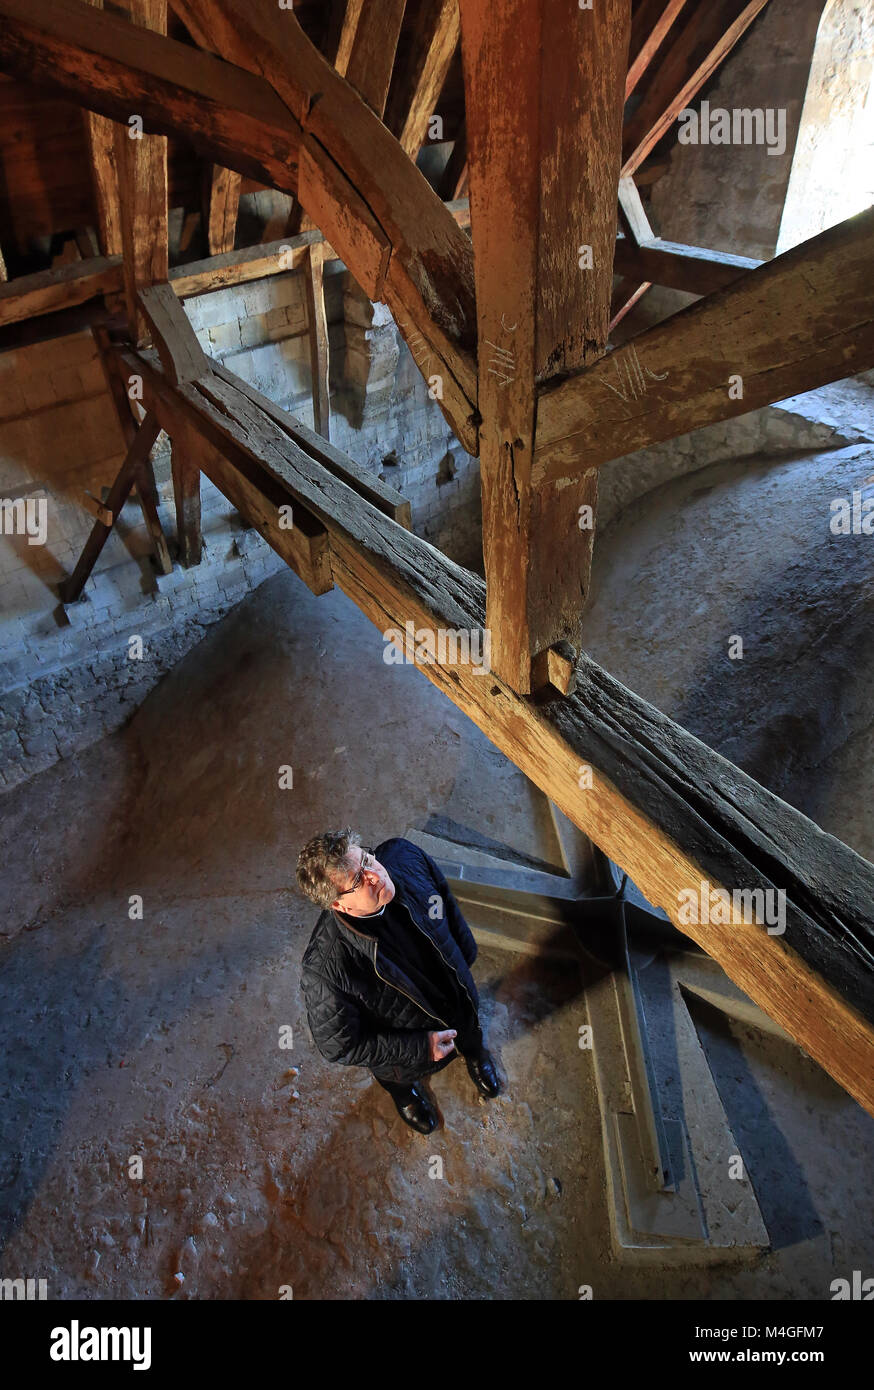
[297,828,502,1135]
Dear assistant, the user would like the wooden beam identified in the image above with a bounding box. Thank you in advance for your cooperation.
[59,411,162,603]
[92,324,173,575]
[623,0,772,176]
[115,346,333,595]
[303,243,331,441]
[113,0,168,345]
[0,256,122,326]
[81,0,122,257]
[535,207,874,483]
[626,0,689,99]
[335,0,406,119]
[210,361,413,530]
[203,164,241,257]
[137,282,210,384]
[0,0,479,452]
[170,435,202,567]
[107,342,874,1119]
[386,0,459,158]
[169,233,323,298]
[613,233,761,295]
[0,245,8,283]
[460,0,631,692]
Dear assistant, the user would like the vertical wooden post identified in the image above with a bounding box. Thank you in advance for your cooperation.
[115,0,169,345]
[305,242,331,441]
[460,0,631,692]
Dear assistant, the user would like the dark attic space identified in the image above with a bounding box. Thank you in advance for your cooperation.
[0,0,873,1344]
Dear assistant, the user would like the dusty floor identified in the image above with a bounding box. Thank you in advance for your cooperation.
[2,438,874,1299]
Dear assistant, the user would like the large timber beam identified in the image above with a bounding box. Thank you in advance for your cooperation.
[536,206,874,483]
[460,0,630,693]
[81,0,123,257]
[0,257,122,326]
[108,341,874,1119]
[0,0,477,449]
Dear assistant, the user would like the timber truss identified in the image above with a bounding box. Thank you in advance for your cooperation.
[0,1,873,1117]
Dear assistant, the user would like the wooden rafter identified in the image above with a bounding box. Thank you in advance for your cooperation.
[334,0,406,119]
[385,0,459,159]
[626,0,689,99]
[623,0,772,176]
[536,206,874,482]
[101,339,874,1120]
[460,0,631,692]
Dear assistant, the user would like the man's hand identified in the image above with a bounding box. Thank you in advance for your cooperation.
[428,1029,457,1062]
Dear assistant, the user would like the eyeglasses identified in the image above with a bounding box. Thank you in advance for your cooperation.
[335,847,377,898]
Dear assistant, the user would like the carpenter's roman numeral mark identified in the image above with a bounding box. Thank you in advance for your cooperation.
[401,322,433,377]
[486,339,516,388]
[602,344,668,404]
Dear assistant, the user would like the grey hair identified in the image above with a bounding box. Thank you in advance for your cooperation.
[296,827,362,909]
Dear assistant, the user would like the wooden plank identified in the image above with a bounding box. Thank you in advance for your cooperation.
[137,282,210,384]
[623,0,772,176]
[613,233,761,295]
[108,343,874,1118]
[210,360,413,529]
[92,324,173,575]
[173,0,477,448]
[0,245,7,282]
[386,0,459,158]
[303,242,330,441]
[335,0,406,118]
[203,164,241,256]
[0,256,122,325]
[460,0,630,691]
[59,412,162,602]
[535,207,874,483]
[626,0,689,99]
[114,0,168,345]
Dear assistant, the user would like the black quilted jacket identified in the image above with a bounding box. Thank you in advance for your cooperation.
[301,837,479,1084]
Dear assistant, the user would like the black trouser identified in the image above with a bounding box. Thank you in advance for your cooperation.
[373,1015,484,1099]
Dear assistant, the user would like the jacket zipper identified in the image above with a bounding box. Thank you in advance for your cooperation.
[400,898,477,1016]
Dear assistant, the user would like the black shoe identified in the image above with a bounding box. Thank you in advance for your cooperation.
[466,1049,502,1098]
[392,1082,438,1135]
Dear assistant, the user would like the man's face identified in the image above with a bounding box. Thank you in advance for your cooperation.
[331,845,396,917]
